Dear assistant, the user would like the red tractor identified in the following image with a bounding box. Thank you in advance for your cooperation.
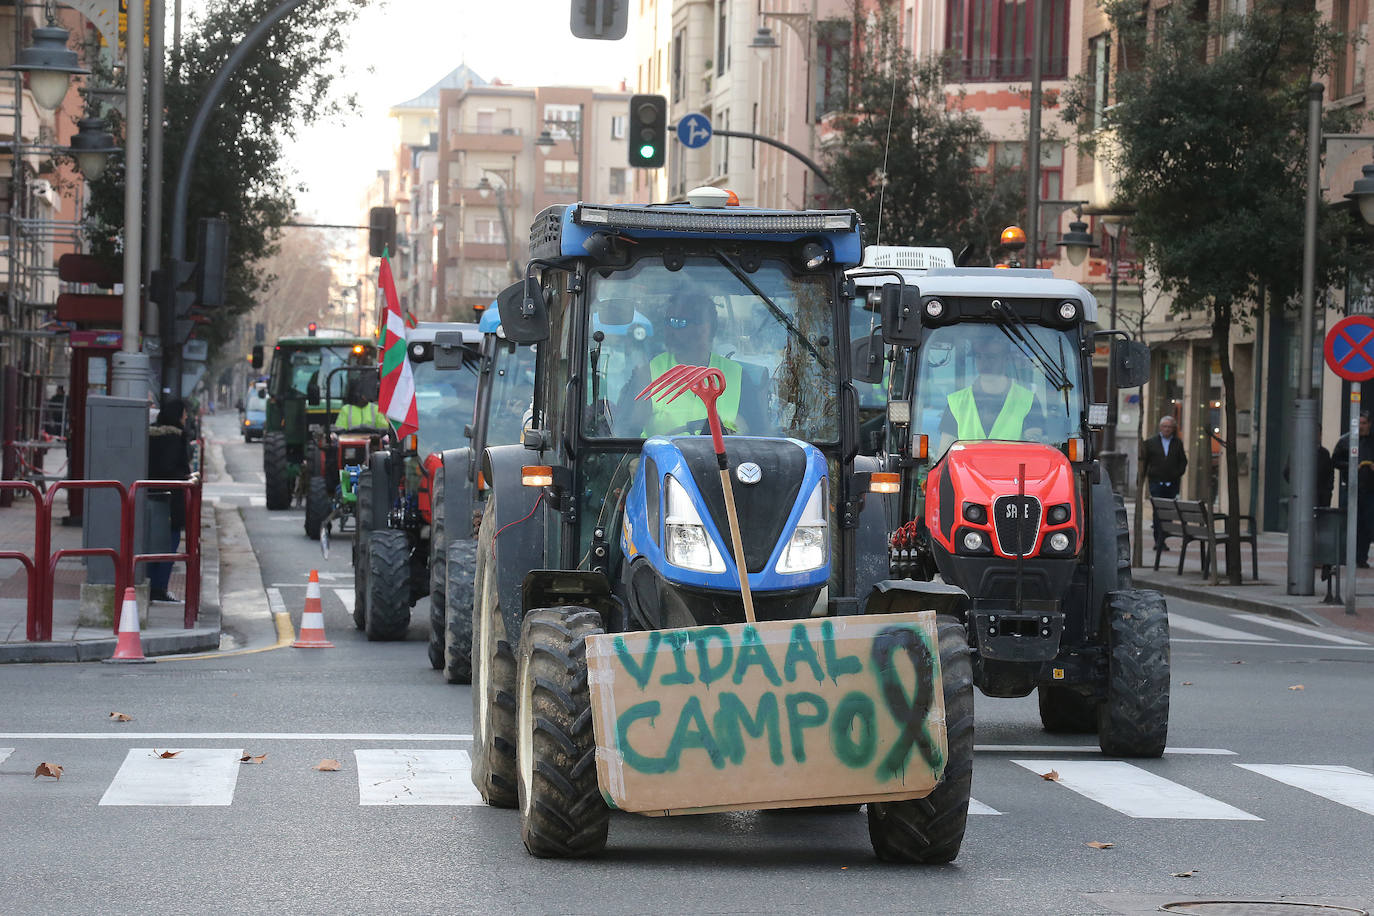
[868,257,1165,757]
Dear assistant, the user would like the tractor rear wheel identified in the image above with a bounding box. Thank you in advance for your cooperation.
[427,469,447,670]
[471,509,518,807]
[516,606,608,858]
[305,475,329,540]
[263,432,290,510]
[1097,589,1170,757]
[443,539,477,684]
[365,529,411,641]
[351,469,371,630]
[867,615,974,864]
[1037,685,1099,734]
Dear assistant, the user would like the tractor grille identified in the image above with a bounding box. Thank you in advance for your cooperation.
[993,495,1042,556]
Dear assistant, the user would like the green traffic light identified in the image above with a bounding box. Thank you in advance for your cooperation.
[639,144,656,159]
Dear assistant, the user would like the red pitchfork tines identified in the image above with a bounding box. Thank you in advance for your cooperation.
[635,364,728,454]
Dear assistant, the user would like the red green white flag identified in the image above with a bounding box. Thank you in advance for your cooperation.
[377,254,418,439]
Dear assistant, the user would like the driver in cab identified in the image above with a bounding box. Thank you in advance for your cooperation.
[938,337,1048,453]
[616,298,750,437]
[335,373,391,433]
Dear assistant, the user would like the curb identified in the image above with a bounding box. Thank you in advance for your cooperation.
[1134,575,1327,628]
[0,627,221,663]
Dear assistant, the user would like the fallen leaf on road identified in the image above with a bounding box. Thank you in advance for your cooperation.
[1288,684,1304,691]
[108,712,132,722]
[1041,769,1060,781]
[1181,682,1193,686]
[1086,841,1114,849]
[240,753,267,765]
[34,762,63,780]
[1171,870,1197,878]
[155,750,180,759]
[1231,660,1245,665]
[314,758,342,771]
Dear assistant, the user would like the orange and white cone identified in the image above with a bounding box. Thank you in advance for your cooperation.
[104,587,152,664]
[292,570,334,648]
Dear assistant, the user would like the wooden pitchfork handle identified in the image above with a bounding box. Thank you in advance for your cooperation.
[637,364,755,623]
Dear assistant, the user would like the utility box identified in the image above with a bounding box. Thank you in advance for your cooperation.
[82,395,148,584]
[1314,507,1347,567]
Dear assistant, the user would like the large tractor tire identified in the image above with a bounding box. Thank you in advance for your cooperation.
[1097,589,1170,757]
[427,469,447,670]
[1037,685,1099,734]
[365,528,412,641]
[443,539,477,684]
[867,615,974,864]
[305,475,329,540]
[1115,492,1133,589]
[351,469,372,630]
[516,606,609,858]
[471,509,518,807]
[263,432,291,510]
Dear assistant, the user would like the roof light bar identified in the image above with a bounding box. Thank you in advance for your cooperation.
[574,205,856,234]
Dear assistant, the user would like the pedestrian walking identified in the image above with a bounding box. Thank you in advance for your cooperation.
[1334,409,1374,568]
[147,398,192,602]
[1142,414,1187,551]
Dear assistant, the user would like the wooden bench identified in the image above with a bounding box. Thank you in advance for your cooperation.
[1175,498,1259,584]
[1150,496,1186,572]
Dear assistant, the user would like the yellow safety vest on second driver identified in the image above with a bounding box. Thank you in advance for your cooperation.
[947,382,1033,440]
[645,352,743,436]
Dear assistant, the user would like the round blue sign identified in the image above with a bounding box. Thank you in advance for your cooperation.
[1325,315,1374,382]
[676,113,713,150]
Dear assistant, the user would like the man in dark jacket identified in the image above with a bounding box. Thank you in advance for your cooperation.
[1142,414,1187,551]
[1335,409,1374,568]
[147,398,192,602]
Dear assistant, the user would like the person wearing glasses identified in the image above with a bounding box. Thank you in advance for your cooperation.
[937,336,1048,455]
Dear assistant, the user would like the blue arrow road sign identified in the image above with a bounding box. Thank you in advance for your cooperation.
[677,113,712,149]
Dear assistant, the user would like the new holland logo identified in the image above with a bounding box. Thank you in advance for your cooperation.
[735,462,762,484]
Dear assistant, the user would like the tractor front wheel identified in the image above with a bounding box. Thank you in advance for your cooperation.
[305,475,329,540]
[516,606,609,858]
[263,432,290,510]
[1037,685,1099,734]
[867,615,974,864]
[443,539,477,684]
[364,529,411,641]
[351,469,371,630]
[1097,589,1170,757]
[471,509,517,807]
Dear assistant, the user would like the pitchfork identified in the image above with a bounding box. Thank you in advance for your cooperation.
[637,365,755,623]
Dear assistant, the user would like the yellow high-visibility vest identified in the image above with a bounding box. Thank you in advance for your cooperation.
[947,382,1034,440]
[335,402,389,430]
[645,352,743,436]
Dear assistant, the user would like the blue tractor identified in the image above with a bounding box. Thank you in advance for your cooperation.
[469,189,974,862]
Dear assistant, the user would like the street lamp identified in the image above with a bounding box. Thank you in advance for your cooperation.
[68,115,117,181]
[749,7,819,202]
[536,103,585,201]
[1344,162,1374,225]
[6,24,90,112]
[1056,210,1097,267]
[476,170,519,283]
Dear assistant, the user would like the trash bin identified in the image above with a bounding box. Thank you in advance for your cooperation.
[1314,506,1347,567]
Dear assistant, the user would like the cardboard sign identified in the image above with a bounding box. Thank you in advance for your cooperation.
[586,612,947,815]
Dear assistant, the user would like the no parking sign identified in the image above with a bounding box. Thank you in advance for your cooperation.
[1324,315,1374,382]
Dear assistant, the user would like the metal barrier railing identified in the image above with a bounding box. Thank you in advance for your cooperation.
[0,476,203,641]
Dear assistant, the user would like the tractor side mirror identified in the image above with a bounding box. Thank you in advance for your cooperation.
[1112,339,1151,389]
[851,330,884,385]
[250,344,263,369]
[496,278,549,343]
[433,330,469,370]
[879,282,922,346]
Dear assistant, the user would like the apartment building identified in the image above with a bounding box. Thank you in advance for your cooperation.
[436,82,643,318]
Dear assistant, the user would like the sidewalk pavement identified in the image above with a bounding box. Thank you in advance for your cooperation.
[1129,507,1374,634]
[0,463,223,663]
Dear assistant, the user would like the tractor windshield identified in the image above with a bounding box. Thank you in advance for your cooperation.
[486,341,538,448]
[912,323,1082,461]
[412,351,481,458]
[582,255,837,442]
[275,345,372,403]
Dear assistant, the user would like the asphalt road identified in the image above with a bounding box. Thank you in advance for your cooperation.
[1,414,1371,915]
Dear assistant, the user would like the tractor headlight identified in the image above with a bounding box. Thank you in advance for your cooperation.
[664,475,725,573]
[1048,531,1072,553]
[776,478,829,574]
[962,530,985,552]
[956,527,991,555]
[1047,503,1071,525]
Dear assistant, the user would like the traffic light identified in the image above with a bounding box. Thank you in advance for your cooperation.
[628,94,666,169]
[369,206,397,257]
[195,217,229,307]
[307,322,318,337]
[152,258,196,346]
[569,0,626,40]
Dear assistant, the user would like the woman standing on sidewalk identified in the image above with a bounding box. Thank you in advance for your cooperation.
[147,399,191,602]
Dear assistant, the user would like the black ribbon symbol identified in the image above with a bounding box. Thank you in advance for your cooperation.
[872,625,943,780]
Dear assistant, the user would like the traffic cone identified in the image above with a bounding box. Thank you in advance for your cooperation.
[292,570,334,648]
[104,587,153,664]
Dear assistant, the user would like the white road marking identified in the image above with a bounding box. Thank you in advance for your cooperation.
[0,748,12,765]
[968,798,1002,816]
[1169,613,1274,642]
[1170,637,1374,652]
[0,733,473,741]
[255,472,266,483]
[975,745,1236,756]
[249,496,265,507]
[266,516,298,523]
[1229,614,1367,645]
[355,749,484,805]
[1238,764,1374,816]
[333,588,355,613]
[1011,759,1260,820]
[99,748,243,806]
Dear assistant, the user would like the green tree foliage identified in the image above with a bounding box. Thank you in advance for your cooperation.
[822,8,1022,262]
[1061,0,1369,582]
[84,0,368,355]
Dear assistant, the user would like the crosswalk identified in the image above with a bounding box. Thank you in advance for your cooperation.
[6,740,1374,822]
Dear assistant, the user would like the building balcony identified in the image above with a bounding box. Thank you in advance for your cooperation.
[944,57,1068,83]
[451,185,524,208]
[449,128,524,153]
[450,241,510,262]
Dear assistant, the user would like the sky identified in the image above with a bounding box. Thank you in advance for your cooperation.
[229,0,644,223]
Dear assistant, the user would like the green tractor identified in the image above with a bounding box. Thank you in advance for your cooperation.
[259,330,377,510]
